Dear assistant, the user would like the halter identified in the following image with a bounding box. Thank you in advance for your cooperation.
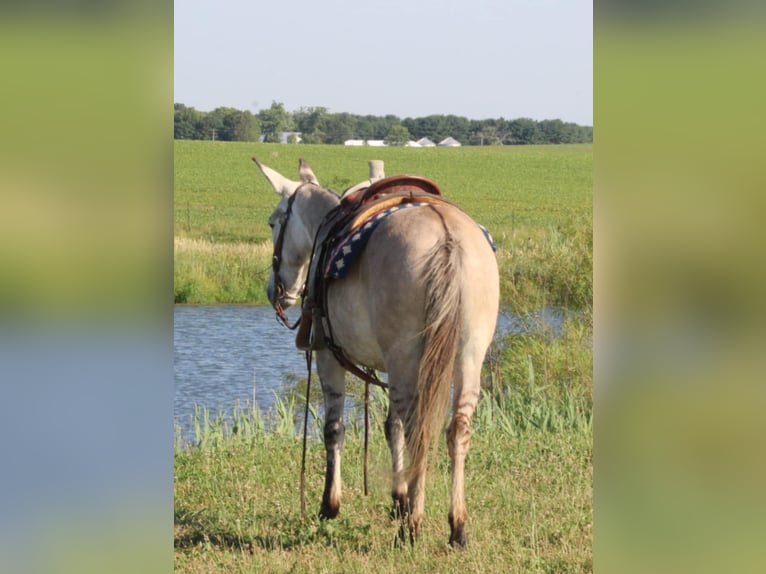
[271,183,309,329]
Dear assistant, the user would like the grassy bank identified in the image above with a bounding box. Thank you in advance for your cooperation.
[173,237,272,305]
[173,141,592,311]
[175,311,593,572]
[175,427,591,573]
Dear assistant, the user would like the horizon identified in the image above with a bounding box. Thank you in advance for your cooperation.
[175,0,592,127]
[174,101,594,127]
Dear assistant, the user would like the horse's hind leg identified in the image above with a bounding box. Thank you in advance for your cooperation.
[446,360,481,548]
[385,408,411,546]
[384,410,408,518]
[316,350,347,519]
[385,352,420,543]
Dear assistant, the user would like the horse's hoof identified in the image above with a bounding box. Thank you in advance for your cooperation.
[318,503,339,520]
[449,522,468,548]
[449,536,468,549]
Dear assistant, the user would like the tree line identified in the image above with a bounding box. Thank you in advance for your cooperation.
[174,101,593,146]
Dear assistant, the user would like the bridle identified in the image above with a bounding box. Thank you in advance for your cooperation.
[271,183,309,329]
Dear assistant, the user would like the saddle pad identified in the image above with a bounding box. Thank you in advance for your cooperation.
[324,203,497,280]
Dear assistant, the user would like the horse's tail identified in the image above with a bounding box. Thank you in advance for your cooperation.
[406,227,462,483]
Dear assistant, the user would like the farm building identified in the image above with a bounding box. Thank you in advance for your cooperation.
[344,139,424,147]
[343,139,387,147]
[280,132,302,144]
[416,137,436,147]
[260,132,302,144]
[438,137,461,147]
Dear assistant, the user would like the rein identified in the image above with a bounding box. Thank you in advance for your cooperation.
[300,349,312,520]
[271,182,390,513]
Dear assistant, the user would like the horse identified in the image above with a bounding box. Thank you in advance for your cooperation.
[253,157,499,548]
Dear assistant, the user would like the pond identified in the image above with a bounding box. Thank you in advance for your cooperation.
[174,304,567,444]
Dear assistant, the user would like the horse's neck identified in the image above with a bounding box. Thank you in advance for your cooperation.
[299,187,340,239]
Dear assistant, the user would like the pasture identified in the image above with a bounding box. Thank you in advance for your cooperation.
[174,141,592,572]
[174,141,592,312]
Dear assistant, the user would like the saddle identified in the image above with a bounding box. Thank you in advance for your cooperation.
[342,174,442,207]
[295,175,450,352]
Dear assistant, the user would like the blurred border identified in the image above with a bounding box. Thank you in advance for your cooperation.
[595,2,766,572]
[3,1,765,572]
[0,3,172,574]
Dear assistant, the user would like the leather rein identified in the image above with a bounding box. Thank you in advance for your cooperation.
[270,182,380,507]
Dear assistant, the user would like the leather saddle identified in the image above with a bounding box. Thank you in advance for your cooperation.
[295,175,448,351]
[342,174,442,207]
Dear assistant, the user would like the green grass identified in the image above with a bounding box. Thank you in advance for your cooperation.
[173,237,272,305]
[175,428,591,573]
[174,141,592,240]
[174,312,593,573]
[174,141,592,311]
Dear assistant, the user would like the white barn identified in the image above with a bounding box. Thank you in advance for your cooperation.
[344,139,388,147]
[438,137,461,147]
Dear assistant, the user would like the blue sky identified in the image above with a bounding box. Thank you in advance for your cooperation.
[174,0,592,125]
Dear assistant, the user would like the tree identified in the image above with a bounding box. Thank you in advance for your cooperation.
[470,124,502,146]
[538,119,568,144]
[203,107,258,141]
[293,106,327,142]
[402,114,470,143]
[173,101,592,145]
[226,109,260,142]
[384,124,411,146]
[320,113,355,144]
[201,108,225,140]
[258,101,292,143]
[174,103,206,139]
[441,115,471,143]
[402,115,443,141]
[507,118,541,144]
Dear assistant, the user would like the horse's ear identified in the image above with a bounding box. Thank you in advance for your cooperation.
[252,157,300,197]
[298,158,319,185]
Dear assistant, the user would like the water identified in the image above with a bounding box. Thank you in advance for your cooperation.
[174,304,568,443]
[174,305,308,441]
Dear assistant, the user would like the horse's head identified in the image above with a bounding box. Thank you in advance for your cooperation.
[253,157,320,312]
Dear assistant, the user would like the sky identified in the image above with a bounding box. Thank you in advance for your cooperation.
[174,0,592,126]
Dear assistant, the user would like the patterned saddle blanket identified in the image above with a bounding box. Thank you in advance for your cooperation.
[325,201,496,279]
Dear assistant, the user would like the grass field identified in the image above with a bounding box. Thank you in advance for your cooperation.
[174,141,593,572]
[175,340,593,573]
[175,427,592,573]
[174,141,592,311]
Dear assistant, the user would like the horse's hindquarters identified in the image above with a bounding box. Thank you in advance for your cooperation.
[325,204,499,372]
